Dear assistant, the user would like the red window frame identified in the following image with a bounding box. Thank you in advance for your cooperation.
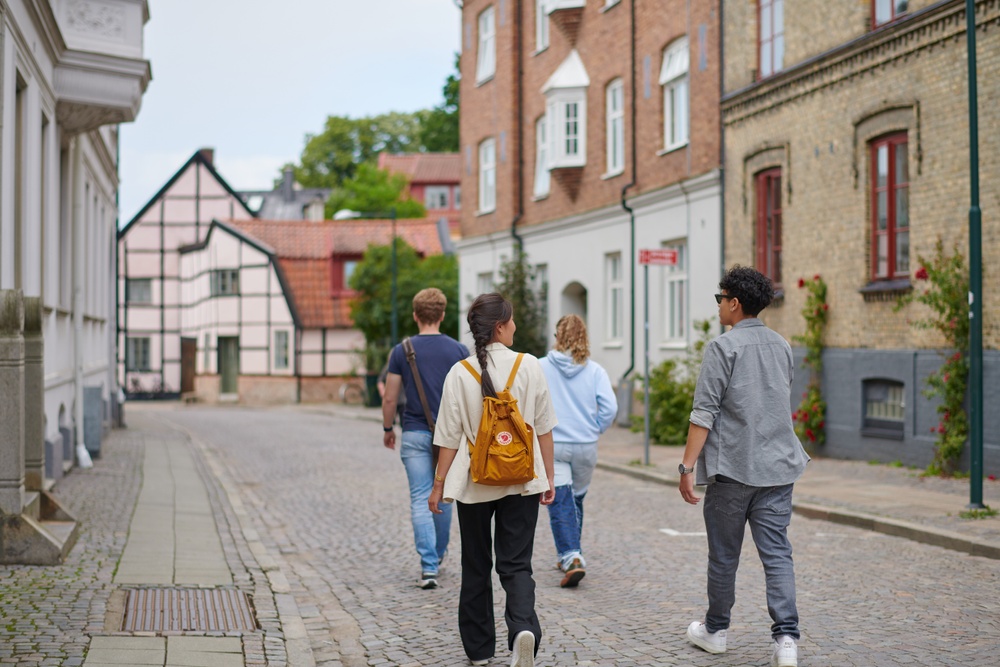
[755,168,782,287]
[870,133,909,280]
[757,0,784,79]
[871,0,907,30]
[330,255,362,295]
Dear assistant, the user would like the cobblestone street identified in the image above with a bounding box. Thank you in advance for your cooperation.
[161,405,999,666]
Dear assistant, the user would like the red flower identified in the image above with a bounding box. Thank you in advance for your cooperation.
[952,352,962,362]
[798,278,806,289]
[822,303,829,311]
[989,475,997,481]
[812,404,820,412]
[818,421,825,429]
[813,274,821,281]
[943,374,950,383]
[915,267,929,280]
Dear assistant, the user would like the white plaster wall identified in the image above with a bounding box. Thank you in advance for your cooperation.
[457,172,722,382]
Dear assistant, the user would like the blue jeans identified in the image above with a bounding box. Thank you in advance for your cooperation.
[546,442,597,569]
[400,430,452,574]
[703,479,799,640]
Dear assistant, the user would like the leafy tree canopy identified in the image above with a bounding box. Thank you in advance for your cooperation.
[326,163,426,219]
[418,53,460,152]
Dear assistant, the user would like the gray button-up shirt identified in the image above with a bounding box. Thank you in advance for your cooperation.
[689,318,810,487]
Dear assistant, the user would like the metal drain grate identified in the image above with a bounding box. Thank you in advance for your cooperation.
[121,588,257,633]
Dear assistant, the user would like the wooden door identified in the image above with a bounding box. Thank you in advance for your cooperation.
[180,337,197,394]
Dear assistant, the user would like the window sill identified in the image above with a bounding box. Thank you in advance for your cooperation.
[532,46,549,57]
[475,74,495,87]
[532,193,549,202]
[601,169,625,181]
[126,301,154,306]
[657,143,689,157]
[603,341,624,349]
[475,208,496,217]
[861,426,905,441]
[658,341,687,351]
[600,0,621,13]
[859,278,912,302]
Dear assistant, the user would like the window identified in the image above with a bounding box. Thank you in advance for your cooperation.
[606,252,624,341]
[758,0,784,78]
[871,134,909,280]
[454,186,461,209]
[606,79,625,175]
[126,337,151,372]
[536,0,549,51]
[477,272,494,296]
[873,0,907,28]
[425,186,450,209]
[534,116,550,197]
[755,168,783,286]
[660,37,690,150]
[126,278,152,304]
[211,269,240,296]
[203,333,211,371]
[344,260,358,286]
[542,51,590,169]
[479,138,497,213]
[863,379,905,438]
[663,241,687,341]
[274,330,290,370]
[476,6,496,83]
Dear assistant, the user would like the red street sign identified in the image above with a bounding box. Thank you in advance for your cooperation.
[639,248,678,265]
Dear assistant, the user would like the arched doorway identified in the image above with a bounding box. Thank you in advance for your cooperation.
[560,282,588,325]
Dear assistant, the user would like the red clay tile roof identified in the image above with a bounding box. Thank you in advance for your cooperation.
[230,218,444,329]
[378,153,461,184]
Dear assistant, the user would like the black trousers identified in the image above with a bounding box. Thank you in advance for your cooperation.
[457,493,542,661]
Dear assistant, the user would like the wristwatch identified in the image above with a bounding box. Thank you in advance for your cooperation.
[678,463,695,475]
[383,425,394,432]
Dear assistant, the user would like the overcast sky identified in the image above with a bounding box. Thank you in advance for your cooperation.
[119,0,462,224]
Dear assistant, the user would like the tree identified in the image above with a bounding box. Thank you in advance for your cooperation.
[418,54,460,152]
[326,164,426,219]
[348,240,460,370]
[495,249,548,358]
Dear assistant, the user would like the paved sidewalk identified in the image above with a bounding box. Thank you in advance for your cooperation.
[300,402,1000,559]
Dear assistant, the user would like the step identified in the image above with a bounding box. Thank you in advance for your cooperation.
[22,492,40,520]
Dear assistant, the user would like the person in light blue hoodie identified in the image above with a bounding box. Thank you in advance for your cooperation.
[539,314,618,588]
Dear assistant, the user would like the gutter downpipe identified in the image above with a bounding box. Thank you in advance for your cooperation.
[511,0,525,254]
[619,0,638,384]
[718,0,726,332]
[72,138,91,468]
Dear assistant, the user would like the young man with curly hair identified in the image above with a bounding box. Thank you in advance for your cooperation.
[677,266,810,667]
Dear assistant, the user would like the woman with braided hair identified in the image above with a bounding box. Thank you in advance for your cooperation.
[429,292,557,667]
[539,315,617,588]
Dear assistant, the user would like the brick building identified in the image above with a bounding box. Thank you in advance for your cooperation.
[457,0,723,382]
[379,152,463,236]
[722,0,999,472]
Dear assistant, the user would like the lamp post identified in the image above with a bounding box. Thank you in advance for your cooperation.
[333,207,399,346]
[964,0,984,509]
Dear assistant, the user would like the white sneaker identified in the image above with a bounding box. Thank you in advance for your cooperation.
[686,621,727,654]
[470,660,489,666]
[510,630,535,667]
[772,635,798,667]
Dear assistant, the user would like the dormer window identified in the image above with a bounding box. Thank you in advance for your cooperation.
[542,50,590,169]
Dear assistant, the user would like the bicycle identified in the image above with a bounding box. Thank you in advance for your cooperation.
[339,379,366,405]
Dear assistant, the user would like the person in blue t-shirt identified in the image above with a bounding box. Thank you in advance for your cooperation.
[382,288,469,590]
[539,314,618,588]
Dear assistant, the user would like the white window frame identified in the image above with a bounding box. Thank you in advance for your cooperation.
[476,6,496,84]
[534,115,550,198]
[425,185,450,209]
[660,37,690,152]
[662,240,687,343]
[211,269,240,296]
[605,252,624,342]
[547,91,588,169]
[476,272,494,296]
[274,330,290,371]
[126,278,152,304]
[606,78,625,176]
[536,0,549,52]
[126,337,151,372]
[478,138,497,213]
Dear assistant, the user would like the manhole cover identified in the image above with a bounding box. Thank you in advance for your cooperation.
[121,588,257,633]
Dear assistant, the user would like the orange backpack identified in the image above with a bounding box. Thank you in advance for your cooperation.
[460,354,536,486]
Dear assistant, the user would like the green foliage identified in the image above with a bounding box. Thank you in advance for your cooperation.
[295,112,425,190]
[418,53,460,152]
[494,249,549,358]
[792,275,829,448]
[348,240,460,371]
[895,240,970,476]
[959,506,997,520]
[632,320,713,445]
[326,164,426,219]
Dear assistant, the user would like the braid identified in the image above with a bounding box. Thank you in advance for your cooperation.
[467,293,513,399]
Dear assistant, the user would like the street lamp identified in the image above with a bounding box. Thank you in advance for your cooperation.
[333,207,399,346]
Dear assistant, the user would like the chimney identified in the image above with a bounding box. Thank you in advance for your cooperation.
[198,147,215,165]
[282,166,295,202]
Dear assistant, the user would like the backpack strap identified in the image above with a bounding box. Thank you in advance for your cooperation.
[402,337,436,434]
[504,354,525,392]
[460,359,482,383]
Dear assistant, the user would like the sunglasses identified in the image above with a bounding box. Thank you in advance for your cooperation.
[714,294,734,304]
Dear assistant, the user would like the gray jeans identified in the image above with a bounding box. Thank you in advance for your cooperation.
[703,479,799,640]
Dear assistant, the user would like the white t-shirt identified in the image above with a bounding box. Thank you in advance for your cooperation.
[434,343,558,504]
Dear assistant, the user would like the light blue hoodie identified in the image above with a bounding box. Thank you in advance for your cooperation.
[539,350,618,444]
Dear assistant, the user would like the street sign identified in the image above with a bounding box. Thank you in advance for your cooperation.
[639,248,678,266]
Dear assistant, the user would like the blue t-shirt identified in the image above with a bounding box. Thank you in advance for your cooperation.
[387,334,469,432]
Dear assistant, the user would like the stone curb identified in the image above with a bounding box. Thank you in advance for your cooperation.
[596,460,1000,561]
